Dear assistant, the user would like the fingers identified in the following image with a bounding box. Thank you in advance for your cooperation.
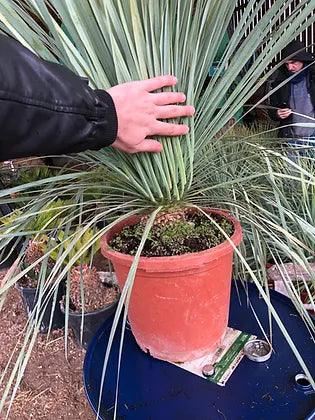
[112,139,163,154]
[277,108,292,119]
[108,75,193,155]
[152,91,186,105]
[140,75,177,92]
[154,121,189,136]
[156,105,195,119]
[136,139,163,153]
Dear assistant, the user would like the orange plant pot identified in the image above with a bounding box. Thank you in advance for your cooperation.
[101,209,242,362]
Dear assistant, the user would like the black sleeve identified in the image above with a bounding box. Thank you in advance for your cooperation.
[268,79,282,121]
[267,70,291,122]
[0,34,117,161]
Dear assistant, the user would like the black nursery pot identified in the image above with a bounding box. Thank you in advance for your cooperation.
[0,202,23,270]
[0,246,19,270]
[16,281,65,333]
[0,236,23,269]
[63,298,119,349]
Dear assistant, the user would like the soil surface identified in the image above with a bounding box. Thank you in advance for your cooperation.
[68,265,119,312]
[110,210,234,257]
[0,271,94,420]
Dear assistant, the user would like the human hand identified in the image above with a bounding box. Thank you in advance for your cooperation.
[107,75,195,153]
[277,108,292,119]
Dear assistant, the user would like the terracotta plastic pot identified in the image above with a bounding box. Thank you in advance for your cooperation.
[101,209,242,362]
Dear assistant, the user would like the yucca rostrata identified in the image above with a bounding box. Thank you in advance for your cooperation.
[141,207,186,228]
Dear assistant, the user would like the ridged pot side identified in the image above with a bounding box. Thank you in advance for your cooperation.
[101,209,242,362]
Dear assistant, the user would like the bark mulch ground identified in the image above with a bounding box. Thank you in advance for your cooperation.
[0,271,94,419]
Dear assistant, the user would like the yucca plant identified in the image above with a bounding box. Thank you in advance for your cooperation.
[0,0,315,416]
[289,157,315,258]
[263,154,315,315]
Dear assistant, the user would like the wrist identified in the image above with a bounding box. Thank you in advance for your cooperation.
[92,90,118,147]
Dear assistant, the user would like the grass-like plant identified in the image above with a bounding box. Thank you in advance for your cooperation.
[0,0,315,416]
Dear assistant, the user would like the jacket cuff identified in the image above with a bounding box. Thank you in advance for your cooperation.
[88,90,118,149]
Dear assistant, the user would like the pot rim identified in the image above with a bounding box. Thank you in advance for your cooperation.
[60,291,120,317]
[101,208,242,270]
[15,281,64,291]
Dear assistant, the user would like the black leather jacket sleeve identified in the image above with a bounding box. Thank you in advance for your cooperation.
[0,34,117,161]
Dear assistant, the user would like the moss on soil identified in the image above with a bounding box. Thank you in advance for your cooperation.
[110,211,234,257]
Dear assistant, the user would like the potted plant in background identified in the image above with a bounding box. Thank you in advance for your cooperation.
[266,157,315,315]
[0,161,69,268]
[56,229,120,349]
[0,0,314,414]
[16,236,65,333]
[0,200,72,332]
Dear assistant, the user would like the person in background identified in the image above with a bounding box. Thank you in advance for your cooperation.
[0,34,194,162]
[268,39,315,151]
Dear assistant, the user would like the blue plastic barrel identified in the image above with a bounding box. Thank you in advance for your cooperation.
[84,282,315,419]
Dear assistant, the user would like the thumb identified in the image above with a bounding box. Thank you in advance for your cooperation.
[137,139,163,153]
